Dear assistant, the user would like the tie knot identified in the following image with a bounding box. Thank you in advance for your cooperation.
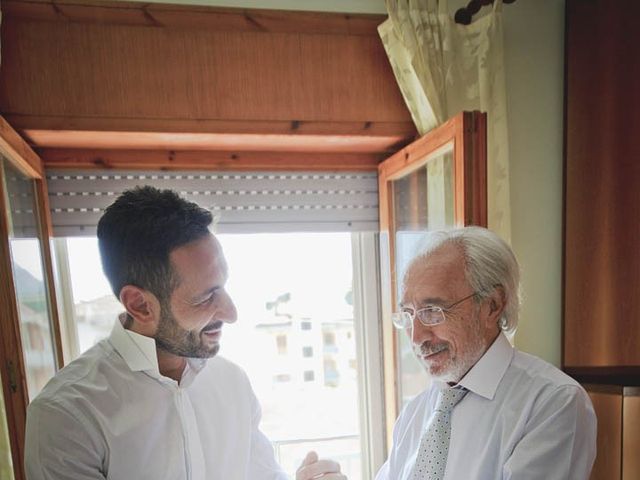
[435,387,467,413]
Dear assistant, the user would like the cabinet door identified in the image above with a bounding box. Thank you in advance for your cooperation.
[378,111,486,441]
[586,385,623,480]
[623,388,640,479]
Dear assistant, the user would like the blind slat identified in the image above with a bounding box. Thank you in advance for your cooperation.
[46,170,380,236]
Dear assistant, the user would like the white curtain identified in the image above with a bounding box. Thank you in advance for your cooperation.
[379,0,511,240]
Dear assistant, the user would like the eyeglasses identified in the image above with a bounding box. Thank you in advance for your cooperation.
[392,292,479,329]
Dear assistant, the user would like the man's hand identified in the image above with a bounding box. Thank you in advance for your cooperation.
[296,451,347,480]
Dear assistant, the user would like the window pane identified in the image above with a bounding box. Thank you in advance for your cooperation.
[218,233,362,479]
[0,369,15,480]
[391,146,455,406]
[60,232,364,479]
[2,159,57,400]
[66,237,121,353]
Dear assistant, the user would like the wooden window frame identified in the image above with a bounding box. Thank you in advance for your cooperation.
[377,111,487,446]
[0,116,63,479]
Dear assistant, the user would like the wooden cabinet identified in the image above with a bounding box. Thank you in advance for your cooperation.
[564,0,640,374]
[564,4,640,478]
[586,386,640,480]
[564,0,640,384]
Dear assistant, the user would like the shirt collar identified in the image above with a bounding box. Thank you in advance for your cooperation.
[457,332,514,400]
[109,314,161,373]
[109,315,209,382]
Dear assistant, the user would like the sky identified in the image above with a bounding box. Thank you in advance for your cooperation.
[66,233,353,316]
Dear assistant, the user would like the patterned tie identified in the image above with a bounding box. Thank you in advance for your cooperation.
[410,387,468,480]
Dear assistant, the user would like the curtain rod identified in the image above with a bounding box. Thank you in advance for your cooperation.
[454,0,517,25]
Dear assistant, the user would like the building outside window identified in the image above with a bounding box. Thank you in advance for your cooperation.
[276,334,288,355]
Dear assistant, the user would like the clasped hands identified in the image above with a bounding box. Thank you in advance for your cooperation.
[296,451,347,480]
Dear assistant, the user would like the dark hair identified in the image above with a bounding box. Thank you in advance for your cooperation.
[97,186,213,300]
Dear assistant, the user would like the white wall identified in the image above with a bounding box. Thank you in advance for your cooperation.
[502,0,565,366]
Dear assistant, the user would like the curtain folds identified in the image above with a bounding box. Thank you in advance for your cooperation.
[379,0,511,240]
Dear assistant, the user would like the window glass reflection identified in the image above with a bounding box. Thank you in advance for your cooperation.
[2,159,57,400]
[391,146,455,406]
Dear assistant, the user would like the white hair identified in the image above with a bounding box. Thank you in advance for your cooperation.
[408,226,521,334]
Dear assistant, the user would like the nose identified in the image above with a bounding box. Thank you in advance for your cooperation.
[217,290,238,324]
[411,318,435,346]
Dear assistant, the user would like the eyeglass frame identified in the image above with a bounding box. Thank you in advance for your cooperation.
[392,292,480,329]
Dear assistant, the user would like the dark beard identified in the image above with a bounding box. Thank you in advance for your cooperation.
[154,301,220,358]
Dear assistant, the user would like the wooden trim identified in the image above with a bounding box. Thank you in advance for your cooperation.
[2,0,386,35]
[22,129,409,154]
[377,114,464,180]
[563,366,640,386]
[10,118,417,139]
[378,180,398,449]
[462,111,487,226]
[453,116,466,223]
[0,163,29,480]
[38,148,383,171]
[378,164,391,233]
[0,117,43,179]
[377,166,398,448]
[34,179,65,369]
[376,113,487,211]
[583,384,624,395]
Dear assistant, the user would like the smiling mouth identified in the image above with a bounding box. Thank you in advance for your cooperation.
[201,321,223,339]
[202,330,222,343]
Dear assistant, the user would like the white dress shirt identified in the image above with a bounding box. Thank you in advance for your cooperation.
[25,319,288,480]
[376,333,597,480]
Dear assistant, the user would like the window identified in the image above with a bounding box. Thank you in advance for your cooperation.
[57,238,120,355]
[54,232,384,479]
[3,160,58,400]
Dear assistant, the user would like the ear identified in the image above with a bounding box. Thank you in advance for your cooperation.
[119,285,161,333]
[483,286,506,328]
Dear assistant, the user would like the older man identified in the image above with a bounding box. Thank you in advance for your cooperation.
[25,186,345,480]
[376,227,596,480]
